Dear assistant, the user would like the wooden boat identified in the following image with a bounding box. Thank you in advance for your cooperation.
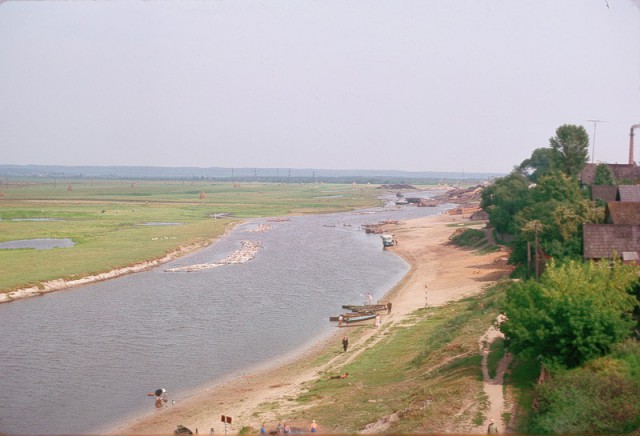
[341,304,388,313]
[329,312,377,323]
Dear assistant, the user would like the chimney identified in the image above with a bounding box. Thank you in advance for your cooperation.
[630,124,640,165]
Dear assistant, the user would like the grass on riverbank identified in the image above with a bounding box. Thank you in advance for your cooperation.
[449,227,500,255]
[0,180,381,292]
[251,283,511,434]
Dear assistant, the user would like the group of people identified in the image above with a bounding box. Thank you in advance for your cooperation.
[260,420,318,434]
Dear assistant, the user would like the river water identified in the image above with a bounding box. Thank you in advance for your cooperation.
[0,197,449,434]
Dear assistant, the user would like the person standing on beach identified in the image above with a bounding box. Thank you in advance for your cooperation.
[310,420,318,433]
[375,313,381,328]
[367,293,373,305]
[342,336,349,352]
[386,301,392,314]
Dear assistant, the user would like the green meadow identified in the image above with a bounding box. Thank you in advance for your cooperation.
[0,180,381,292]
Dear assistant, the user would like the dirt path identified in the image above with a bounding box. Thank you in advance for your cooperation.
[478,314,513,434]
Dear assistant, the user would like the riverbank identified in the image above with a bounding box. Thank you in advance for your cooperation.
[113,212,512,435]
[0,223,238,304]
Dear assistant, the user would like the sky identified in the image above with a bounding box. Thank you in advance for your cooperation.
[1,0,639,174]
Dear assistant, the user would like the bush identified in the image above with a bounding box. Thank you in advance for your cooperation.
[526,341,640,434]
[501,260,638,368]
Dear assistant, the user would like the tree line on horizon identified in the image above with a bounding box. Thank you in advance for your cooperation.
[0,164,502,185]
[479,124,640,433]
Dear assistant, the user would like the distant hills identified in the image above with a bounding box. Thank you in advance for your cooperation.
[0,165,504,184]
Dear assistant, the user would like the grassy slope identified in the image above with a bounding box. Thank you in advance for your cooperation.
[252,285,510,434]
[0,180,381,292]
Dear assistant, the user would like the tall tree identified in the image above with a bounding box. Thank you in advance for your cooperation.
[480,171,532,235]
[510,172,602,263]
[593,163,615,186]
[518,147,559,182]
[549,124,589,178]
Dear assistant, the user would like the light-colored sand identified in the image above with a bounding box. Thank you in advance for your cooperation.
[112,212,513,435]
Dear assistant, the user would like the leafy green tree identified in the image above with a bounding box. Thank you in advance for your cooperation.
[593,163,616,186]
[480,171,532,235]
[501,260,639,368]
[549,124,589,178]
[518,147,558,182]
[509,172,602,264]
[530,171,585,203]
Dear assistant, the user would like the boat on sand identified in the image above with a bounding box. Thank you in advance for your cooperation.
[329,312,377,323]
[341,304,388,313]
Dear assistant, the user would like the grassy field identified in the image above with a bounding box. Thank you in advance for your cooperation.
[0,180,381,292]
[251,284,515,434]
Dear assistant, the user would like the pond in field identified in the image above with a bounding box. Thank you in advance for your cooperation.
[0,194,451,434]
[0,238,75,250]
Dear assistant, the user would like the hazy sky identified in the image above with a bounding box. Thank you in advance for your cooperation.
[1,1,639,173]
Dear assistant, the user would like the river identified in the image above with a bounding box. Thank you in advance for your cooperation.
[0,197,449,434]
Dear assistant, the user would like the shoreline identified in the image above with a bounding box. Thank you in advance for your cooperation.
[113,212,512,435]
[0,222,239,305]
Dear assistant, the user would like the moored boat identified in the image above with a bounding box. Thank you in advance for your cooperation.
[341,304,388,313]
[329,312,377,323]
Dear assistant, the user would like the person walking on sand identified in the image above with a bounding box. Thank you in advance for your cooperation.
[375,313,381,328]
[260,422,266,434]
[386,301,392,314]
[310,420,318,433]
[342,336,349,352]
[487,418,499,433]
[283,422,290,434]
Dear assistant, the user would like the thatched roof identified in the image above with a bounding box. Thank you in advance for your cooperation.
[591,185,618,202]
[617,185,640,202]
[606,202,640,224]
[583,223,640,259]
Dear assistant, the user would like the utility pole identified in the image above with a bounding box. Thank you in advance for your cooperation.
[587,119,607,163]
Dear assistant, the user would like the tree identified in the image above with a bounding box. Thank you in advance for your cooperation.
[501,260,639,368]
[480,171,532,235]
[518,147,559,182]
[593,163,615,186]
[509,172,602,264]
[549,124,589,178]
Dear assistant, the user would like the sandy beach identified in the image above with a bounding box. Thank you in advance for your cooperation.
[113,212,512,435]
